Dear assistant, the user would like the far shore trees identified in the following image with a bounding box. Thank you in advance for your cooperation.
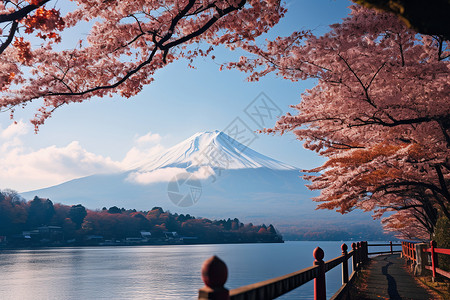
[231,5,449,239]
[69,204,87,229]
[0,190,283,245]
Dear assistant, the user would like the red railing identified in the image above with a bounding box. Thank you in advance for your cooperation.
[198,241,371,300]
[367,241,402,255]
[198,240,450,299]
[401,240,450,280]
[424,240,450,279]
[402,241,417,262]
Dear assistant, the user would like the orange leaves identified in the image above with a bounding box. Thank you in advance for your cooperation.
[36,32,62,43]
[407,143,427,161]
[23,7,65,42]
[351,168,403,187]
[12,37,33,65]
[351,143,400,162]
[257,227,267,234]
[319,192,344,204]
[324,142,428,178]
[26,0,44,5]
[325,143,403,168]
[0,73,15,91]
[316,193,357,213]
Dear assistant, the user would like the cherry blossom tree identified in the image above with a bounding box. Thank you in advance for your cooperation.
[230,5,449,239]
[0,0,285,129]
[0,1,52,53]
[381,209,431,240]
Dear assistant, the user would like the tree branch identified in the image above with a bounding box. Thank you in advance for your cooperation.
[0,20,17,55]
[33,0,248,99]
[0,0,49,23]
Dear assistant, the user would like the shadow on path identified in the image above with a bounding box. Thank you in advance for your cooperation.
[355,254,434,299]
[381,257,401,299]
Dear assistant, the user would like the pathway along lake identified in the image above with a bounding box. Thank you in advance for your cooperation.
[0,241,386,299]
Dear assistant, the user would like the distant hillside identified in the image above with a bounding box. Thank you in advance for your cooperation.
[0,191,283,247]
[21,131,389,240]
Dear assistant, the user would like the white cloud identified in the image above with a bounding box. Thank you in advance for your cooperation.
[121,131,166,169]
[0,121,28,139]
[194,166,216,180]
[0,121,28,153]
[121,144,165,170]
[0,139,123,192]
[126,167,187,184]
[0,124,167,192]
[126,166,215,185]
[135,132,161,145]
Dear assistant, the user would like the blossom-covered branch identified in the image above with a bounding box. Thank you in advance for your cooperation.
[0,0,285,129]
[231,5,449,239]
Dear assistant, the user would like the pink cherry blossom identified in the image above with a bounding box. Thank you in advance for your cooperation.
[231,5,449,239]
[0,0,285,129]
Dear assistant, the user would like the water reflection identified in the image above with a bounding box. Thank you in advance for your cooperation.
[0,241,383,299]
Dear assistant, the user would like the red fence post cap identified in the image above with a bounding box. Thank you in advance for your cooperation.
[351,242,356,250]
[201,255,228,289]
[341,243,348,253]
[313,247,325,261]
[430,240,437,247]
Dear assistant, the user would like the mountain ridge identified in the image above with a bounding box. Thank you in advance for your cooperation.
[20,130,387,239]
[136,130,297,172]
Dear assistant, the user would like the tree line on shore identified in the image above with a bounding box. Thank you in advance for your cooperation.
[0,190,283,246]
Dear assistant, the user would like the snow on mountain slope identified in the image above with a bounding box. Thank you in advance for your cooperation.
[137,130,296,171]
[20,130,385,237]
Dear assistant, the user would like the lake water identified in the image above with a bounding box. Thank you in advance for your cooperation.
[0,241,375,300]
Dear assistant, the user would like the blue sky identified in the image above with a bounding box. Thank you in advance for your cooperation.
[0,0,352,192]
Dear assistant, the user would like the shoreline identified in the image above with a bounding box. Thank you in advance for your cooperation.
[0,239,284,250]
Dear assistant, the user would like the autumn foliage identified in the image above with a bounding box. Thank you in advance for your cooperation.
[23,7,64,41]
[233,5,449,239]
[0,190,282,246]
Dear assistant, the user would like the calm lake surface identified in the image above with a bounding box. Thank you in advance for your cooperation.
[0,241,386,300]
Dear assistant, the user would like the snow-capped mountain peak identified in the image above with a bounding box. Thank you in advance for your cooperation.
[138,130,296,171]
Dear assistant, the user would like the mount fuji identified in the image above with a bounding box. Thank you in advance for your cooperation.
[21,131,386,239]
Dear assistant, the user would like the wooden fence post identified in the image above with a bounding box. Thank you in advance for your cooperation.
[362,241,368,262]
[401,241,404,258]
[341,243,349,284]
[361,241,365,263]
[365,241,369,261]
[430,240,437,281]
[390,241,393,254]
[406,242,409,258]
[351,242,357,272]
[314,247,326,300]
[357,242,362,266]
[414,243,428,276]
[198,256,229,300]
